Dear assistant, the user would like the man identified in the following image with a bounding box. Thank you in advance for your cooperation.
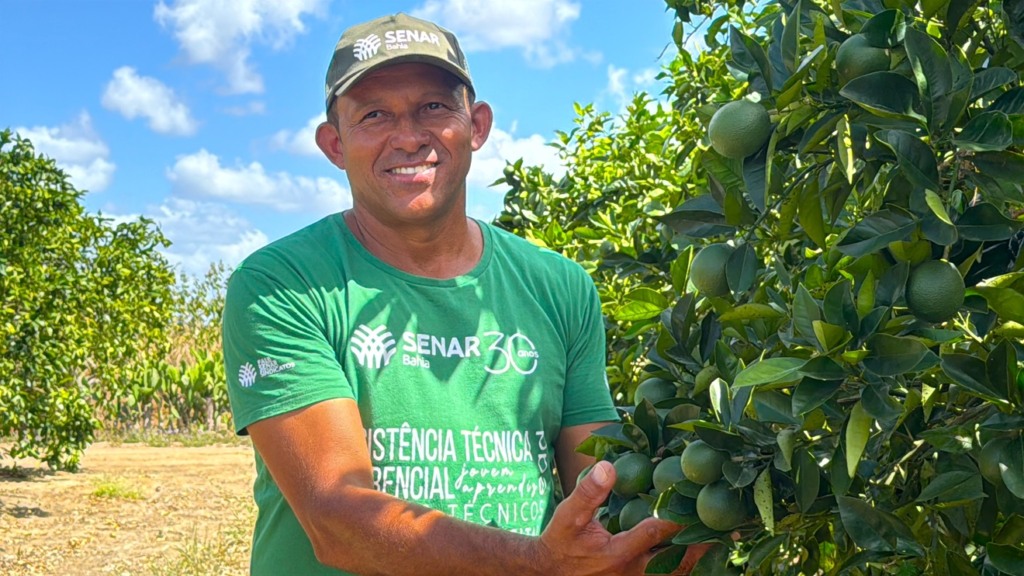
[223,13,694,575]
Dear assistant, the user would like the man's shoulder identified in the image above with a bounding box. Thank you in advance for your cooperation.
[228,214,343,292]
[237,214,342,274]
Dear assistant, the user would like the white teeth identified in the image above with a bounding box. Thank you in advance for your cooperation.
[391,164,435,175]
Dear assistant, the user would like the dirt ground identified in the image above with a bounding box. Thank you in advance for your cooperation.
[0,441,257,576]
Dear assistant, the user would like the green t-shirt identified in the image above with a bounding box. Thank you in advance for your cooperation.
[222,214,618,575]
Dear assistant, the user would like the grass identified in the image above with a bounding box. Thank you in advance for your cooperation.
[99,427,249,448]
[89,475,144,500]
[146,505,254,576]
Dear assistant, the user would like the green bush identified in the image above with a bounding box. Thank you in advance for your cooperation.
[498,1,1024,573]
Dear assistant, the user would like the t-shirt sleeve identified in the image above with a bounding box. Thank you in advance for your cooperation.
[560,267,619,427]
[222,265,353,434]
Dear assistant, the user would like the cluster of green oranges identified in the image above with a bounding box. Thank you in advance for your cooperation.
[688,240,967,324]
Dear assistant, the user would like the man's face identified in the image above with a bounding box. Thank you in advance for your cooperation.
[319,62,491,227]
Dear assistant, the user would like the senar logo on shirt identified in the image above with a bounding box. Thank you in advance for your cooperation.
[350,324,538,374]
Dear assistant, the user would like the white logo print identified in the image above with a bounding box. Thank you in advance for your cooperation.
[238,363,257,388]
[353,34,382,61]
[351,325,397,368]
[258,357,296,377]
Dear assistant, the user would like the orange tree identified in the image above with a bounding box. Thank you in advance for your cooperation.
[496,0,1024,573]
[0,130,175,470]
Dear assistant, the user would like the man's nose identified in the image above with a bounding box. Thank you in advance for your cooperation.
[389,115,430,152]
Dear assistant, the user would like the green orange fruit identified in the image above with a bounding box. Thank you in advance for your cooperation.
[613,452,655,499]
[681,440,728,485]
[905,260,965,323]
[696,480,747,531]
[690,243,734,298]
[708,100,772,159]
[836,34,890,85]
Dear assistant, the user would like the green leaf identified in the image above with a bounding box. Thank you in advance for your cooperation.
[941,353,1005,402]
[1001,436,1024,500]
[970,286,1024,325]
[904,27,952,129]
[972,68,1019,102]
[781,0,802,73]
[987,339,1019,402]
[718,303,784,322]
[670,247,694,295]
[730,26,772,87]
[659,195,736,238]
[989,87,1024,115]
[633,399,662,455]
[860,9,906,47]
[800,357,846,380]
[916,470,985,504]
[845,400,873,479]
[1006,0,1024,46]
[710,377,732,428]
[792,378,843,415]
[840,72,925,124]
[793,284,822,341]
[798,180,827,249]
[958,203,1023,242]
[742,149,767,213]
[644,545,688,575]
[734,357,808,388]
[862,334,930,376]
[813,320,850,353]
[726,243,759,295]
[836,115,856,184]
[836,496,907,553]
[987,543,1024,576]
[875,129,941,191]
[753,469,775,535]
[837,208,917,257]
[953,111,1014,151]
[615,300,665,321]
[692,421,744,450]
[972,151,1024,185]
[795,449,820,512]
[924,189,954,225]
[861,385,904,427]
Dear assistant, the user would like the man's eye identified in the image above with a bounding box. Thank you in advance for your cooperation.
[425,102,444,111]
[362,110,382,120]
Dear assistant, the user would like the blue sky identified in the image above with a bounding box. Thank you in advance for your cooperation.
[3,1,680,275]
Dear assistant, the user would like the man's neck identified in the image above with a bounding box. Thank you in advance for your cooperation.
[344,209,483,279]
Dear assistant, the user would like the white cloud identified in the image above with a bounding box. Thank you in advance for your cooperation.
[413,0,582,67]
[15,112,116,192]
[148,198,269,274]
[466,125,564,219]
[223,101,267,116]
[166,149,350,214]
[269,114,323,156]
[154,0,326,94]
[101,67,198,135]
[603,64,665,114]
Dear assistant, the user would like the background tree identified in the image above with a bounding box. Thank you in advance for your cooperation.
[0,130,176,470]
[497,0,1024,573]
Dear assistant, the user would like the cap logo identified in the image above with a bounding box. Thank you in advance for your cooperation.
[353,34,382,61]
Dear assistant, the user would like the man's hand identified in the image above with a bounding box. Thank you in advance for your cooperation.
[536,460,683,576]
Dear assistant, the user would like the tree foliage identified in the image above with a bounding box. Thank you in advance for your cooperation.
[497,0,1024,573]
[0,130,176,470]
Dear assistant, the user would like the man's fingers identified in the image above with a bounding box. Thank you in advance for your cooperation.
[557,460,616,525]
[612,516,682,555]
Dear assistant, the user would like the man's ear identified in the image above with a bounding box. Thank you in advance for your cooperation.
[315,121,346,170]
[469,101,493,152]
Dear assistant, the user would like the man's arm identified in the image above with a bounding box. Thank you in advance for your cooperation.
[248,398,681,576]
[555,422,612,496]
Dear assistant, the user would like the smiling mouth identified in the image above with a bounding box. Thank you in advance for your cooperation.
[389,163,437,175]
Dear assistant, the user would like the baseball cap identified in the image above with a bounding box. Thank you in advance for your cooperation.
[324,13,474,112]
